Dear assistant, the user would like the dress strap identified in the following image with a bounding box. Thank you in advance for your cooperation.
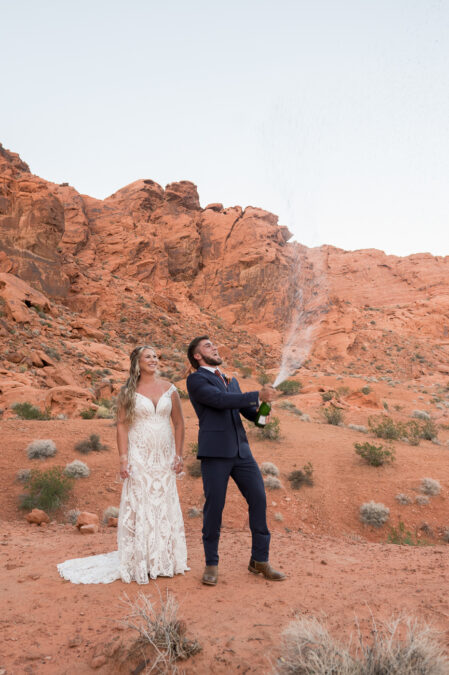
[167,384,177,396]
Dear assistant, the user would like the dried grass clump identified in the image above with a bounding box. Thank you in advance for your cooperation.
[65,508,80,525]
[187,460,202,478]
[413,409,431,420]
[420,478,441,496]
[276,614,449,675]
[360,501,390,527]
[74,434,108,454]
[348,424,368,433]
[264,475,282,490]
[415,495,430,506]
[288,463,314,489]
[274,512,284,522]
[395,493,412,505]
[123,590,201,672]
[103,505,119,523]
[260,461,280,477]
[26,439,57,459]
[16,468,31,483]
[64,460,90,478]
[187,507,202,518]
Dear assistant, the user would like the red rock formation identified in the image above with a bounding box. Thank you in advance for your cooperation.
[1,142,449,416]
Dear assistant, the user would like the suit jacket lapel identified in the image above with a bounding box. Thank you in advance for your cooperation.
[199,368,227,390]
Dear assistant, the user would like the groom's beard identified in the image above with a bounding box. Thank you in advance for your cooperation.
[202,355,223,366]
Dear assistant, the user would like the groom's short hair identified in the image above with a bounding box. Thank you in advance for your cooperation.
[187,335,209,369]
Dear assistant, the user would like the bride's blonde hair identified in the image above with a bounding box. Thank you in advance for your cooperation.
[117,345,157,424]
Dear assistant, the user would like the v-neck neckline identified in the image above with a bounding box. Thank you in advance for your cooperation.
[136,386,172,410]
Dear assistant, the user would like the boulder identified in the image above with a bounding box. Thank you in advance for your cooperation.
[26,509,50,525]
[76,511,99,528]
[80,524,99,535]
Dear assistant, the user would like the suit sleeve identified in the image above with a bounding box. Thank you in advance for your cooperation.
[187,373,259,410]
[234,378,259,422]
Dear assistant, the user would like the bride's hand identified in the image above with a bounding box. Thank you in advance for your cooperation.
[119,455,130,480]
[172,455,184,474]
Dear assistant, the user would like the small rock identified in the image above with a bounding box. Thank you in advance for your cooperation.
[107,517,118,527]
[91,655,108,669]
[76,512,99,528]
[25,509,50,526]
[80,524,99,535]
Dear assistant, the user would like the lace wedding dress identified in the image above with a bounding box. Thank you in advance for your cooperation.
[57,384,189,584]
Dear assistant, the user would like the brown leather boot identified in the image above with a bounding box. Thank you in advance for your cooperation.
[202,565,218,586]
[248,559,286,581]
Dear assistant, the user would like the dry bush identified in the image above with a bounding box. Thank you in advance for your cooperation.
[420,478,441,496]
[65,508,80,525]
[103,505,119,523]
[274,512,284,522]
[413,409,431,420]
[360,501,390,527]
[348,424,368,433]
[75,433,108,454]
[187,507,202,518]
[187,460,202,478]
[276,614,449,675]
[123,590,201,673]
[415,495,430,506]
[288,463,314,489]
[259,416,281,440]
[322,406,344,426]
[260,461,280,477]
[264,475,282,490]
[26,439,57,459]
[64,460,90,478]
[395,493,412,505]
[16,468,31,483]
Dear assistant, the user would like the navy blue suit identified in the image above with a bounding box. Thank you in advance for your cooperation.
[186,367,271,565]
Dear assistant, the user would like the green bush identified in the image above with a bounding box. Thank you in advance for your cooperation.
[320,390,335,402]
[258,416,281,440]
[189,441,199,456]
[368,414,404,440]
[80,408,96,419]
[257,371,271,386]
[361,386,371,395]
[19,467,73,513]
[75,434,108,454]
[12,402,50,420]
[388,521,422,546]
[187,460,202,478]
[418,419,438,441]
[276,380,302,395]
[288,463,314,489]
[322,407,344,426]
[355,441,395,466]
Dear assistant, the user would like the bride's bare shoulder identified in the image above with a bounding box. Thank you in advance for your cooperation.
[160,378,175,392]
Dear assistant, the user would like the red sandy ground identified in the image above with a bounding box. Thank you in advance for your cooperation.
[1,382,449,673]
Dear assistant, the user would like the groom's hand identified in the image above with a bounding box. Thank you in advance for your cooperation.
[260,385,279,403]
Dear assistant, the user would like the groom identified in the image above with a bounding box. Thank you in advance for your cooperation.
[186,336,286,586]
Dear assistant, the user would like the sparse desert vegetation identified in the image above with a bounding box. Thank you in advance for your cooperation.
[26,439,57,459]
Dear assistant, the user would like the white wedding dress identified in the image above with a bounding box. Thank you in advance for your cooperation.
[57,385,189,584]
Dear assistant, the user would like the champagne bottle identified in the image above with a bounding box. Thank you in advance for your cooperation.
[254,401,271,427]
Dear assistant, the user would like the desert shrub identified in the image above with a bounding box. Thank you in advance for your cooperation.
[189,441,199,456]
[64,460,90,478]
[368,414,404,440]
[177,388,189,399]
[413,409,431,420]
[388,521,419,546]
[322,406,344,425]
[264,475,282,490]
[80,408,96,419]
[123,590,201,669]
[274,512,284,521]
[288,463,314,489]
[420,478,441,496]
[404,420,422,446]
[260,461,280,477]
[348,424,368,433]
[187,460,202,478]
[26,439,57,460]
[257,371,271,385]
[95,405,112,419]
[276,614,449,675]
[321,390,334,402]
[395,493,412,505]
[361,385,371,395]
[360,501,390,527]
[239,365,252,378]
[354,442,395,466]
[418,419,438,441]
[415,495,430,506]
[187,507,202,518]
[258,416,281,440]
[16,468,31,483]
[276,380,302,395]
[75,434,108,454]
[12,402,50,420]
[19,467,73,513]
[65,508,80,525]
[103,505,119,523]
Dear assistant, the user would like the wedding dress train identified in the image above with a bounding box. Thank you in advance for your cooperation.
[57,384,189,584]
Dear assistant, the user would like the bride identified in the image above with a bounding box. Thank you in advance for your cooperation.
[57,345,189,584]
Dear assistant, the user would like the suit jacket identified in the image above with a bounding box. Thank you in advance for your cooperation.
[186,367,259,459]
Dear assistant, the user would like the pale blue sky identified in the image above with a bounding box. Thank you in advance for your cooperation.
[1,0,448,256]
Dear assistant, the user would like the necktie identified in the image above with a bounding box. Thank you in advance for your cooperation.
[214,369,227,387]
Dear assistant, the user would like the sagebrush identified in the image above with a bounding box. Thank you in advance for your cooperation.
[360,501,390,527]
[260,461,280,477]
[75,433,108,454]
[26,439,57,459]
[64,460,90,478]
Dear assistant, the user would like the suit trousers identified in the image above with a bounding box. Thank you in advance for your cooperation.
[200,454,271,566]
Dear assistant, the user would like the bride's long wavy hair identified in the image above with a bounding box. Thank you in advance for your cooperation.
[116,345,157,424]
